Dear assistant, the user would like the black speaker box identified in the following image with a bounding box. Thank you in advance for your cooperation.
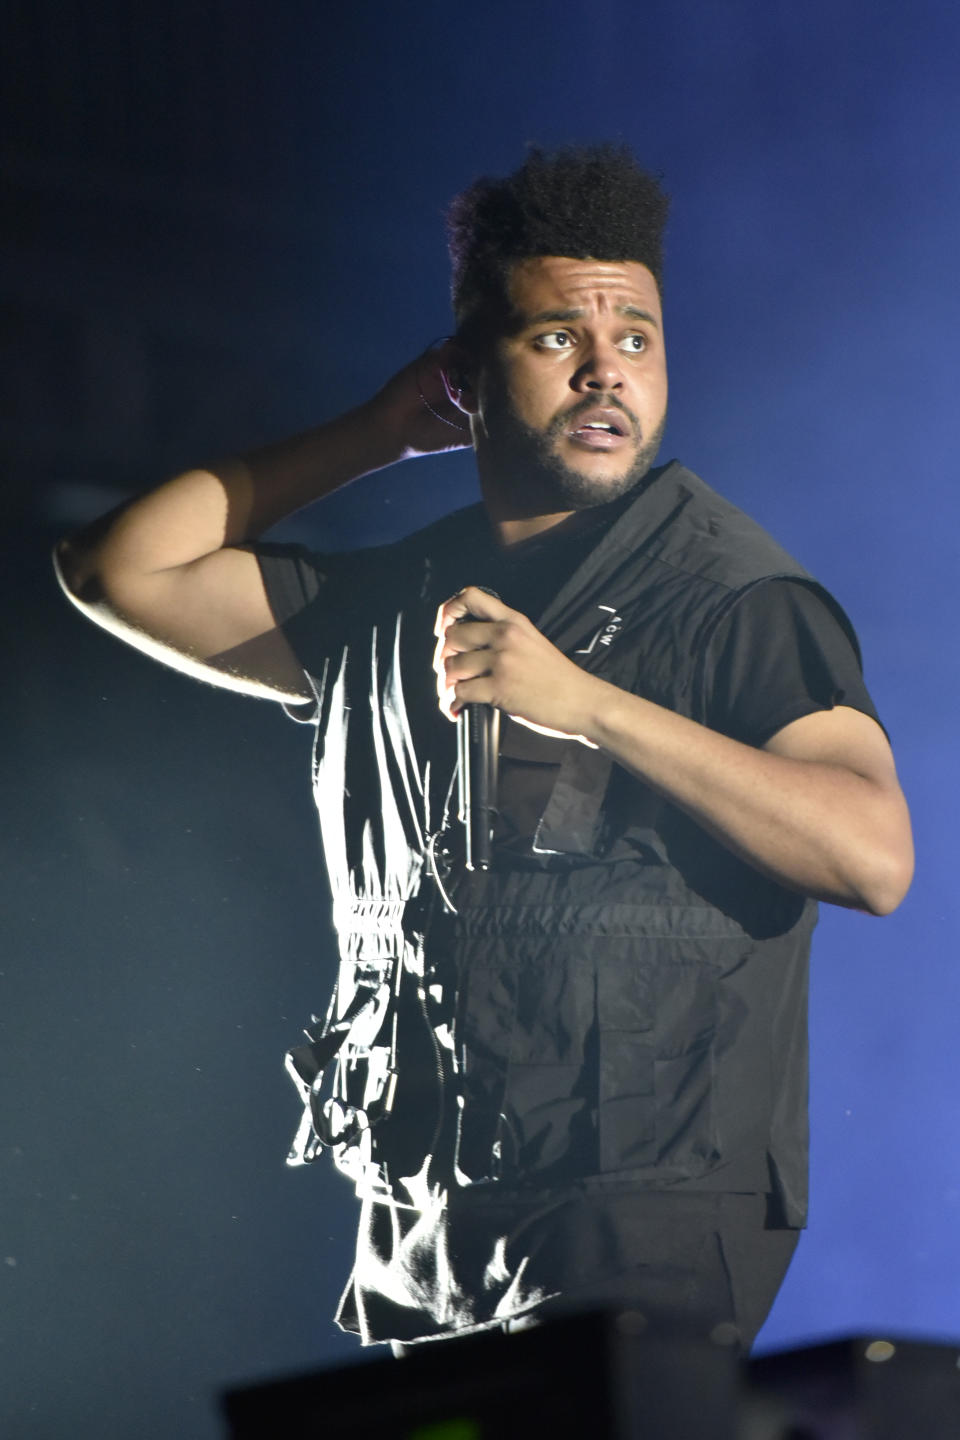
[221,1308,737,1439]
[221,1317,960,1439]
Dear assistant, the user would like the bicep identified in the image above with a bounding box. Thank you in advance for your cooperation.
[58,541,312,702]
[764,706,914,909]
[763,705,900,790]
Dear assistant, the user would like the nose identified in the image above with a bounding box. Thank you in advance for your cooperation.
[571,338,625,393]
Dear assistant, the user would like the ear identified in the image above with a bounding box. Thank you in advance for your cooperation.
[439,343,480,416]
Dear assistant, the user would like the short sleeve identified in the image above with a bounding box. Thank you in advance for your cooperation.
[249,543,336,720]
[254,539,396,682]
[255,541,328,628]
[703,579,883,748]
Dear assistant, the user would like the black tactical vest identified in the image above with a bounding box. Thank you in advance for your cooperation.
[283,463,858,1228]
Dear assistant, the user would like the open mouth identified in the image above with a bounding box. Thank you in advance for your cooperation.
[567,408,632,449]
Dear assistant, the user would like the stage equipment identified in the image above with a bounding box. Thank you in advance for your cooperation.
[221,1308,737,1438]
[222,1313,960,1438]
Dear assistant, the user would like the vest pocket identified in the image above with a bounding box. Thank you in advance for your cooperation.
[454,938,596,1182]
[455,926,737,1187]
[596,942,722,1175]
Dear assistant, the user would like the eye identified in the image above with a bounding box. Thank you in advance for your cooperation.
[617,333,648,353]
[535,330,575,350]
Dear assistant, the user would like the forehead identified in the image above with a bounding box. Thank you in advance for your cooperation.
[506,255,662,322]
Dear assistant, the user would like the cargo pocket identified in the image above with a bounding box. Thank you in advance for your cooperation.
[495,945,597,1178]
[651,954,721,1169]
[596,943,657,1171]
[456,939,597,1184]
[597,941,722,1175]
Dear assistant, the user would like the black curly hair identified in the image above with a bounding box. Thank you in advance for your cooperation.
[447,144,670,346]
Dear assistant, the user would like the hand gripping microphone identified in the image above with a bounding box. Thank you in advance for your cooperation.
[456,590,501,872]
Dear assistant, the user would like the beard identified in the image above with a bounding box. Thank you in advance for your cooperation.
[481,384,667,513]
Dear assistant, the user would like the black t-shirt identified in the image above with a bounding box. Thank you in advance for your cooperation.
[467,508,881,851]
[258,504,882,852]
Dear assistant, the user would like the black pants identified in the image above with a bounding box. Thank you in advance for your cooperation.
[382,1190,798,1358]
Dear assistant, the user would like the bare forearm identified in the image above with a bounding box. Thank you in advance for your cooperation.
[60,403,402,589]
[437,588,914,917]
[222,403,409,542]
[581,677,913,914]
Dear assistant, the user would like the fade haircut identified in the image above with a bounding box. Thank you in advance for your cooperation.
[447,144,670,346]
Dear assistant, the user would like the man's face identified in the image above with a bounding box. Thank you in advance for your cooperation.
[471,255,668,513]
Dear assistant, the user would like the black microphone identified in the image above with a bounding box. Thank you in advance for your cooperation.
[458,702,500,872]
[456,590,501,872]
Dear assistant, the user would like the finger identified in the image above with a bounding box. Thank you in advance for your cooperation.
[434,594,470,638]
[444,651,493,684]
[439,620,493,655]
[451,675,495,712]
[415,340,460,391]
[437,677,458,718]
[432,625,489,676]
[434,586,510,637]
[434,591,463,635]
[435,337,469,372]
[437,674,491,722]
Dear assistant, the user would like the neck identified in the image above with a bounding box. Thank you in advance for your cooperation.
[478,468,580,547]
[490,509,575,547]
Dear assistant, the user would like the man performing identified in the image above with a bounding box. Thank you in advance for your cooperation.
[56,146,913,1355]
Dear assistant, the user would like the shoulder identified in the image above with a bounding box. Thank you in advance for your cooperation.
[638,463,860,652]
[722,575,863,667]
[646,462,815,591]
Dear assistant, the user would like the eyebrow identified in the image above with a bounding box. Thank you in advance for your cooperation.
[523,305,660,329]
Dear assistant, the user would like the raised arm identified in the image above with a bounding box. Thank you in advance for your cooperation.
[55,347,470,702]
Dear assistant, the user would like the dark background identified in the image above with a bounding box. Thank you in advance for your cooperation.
[2,2,958,1435]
